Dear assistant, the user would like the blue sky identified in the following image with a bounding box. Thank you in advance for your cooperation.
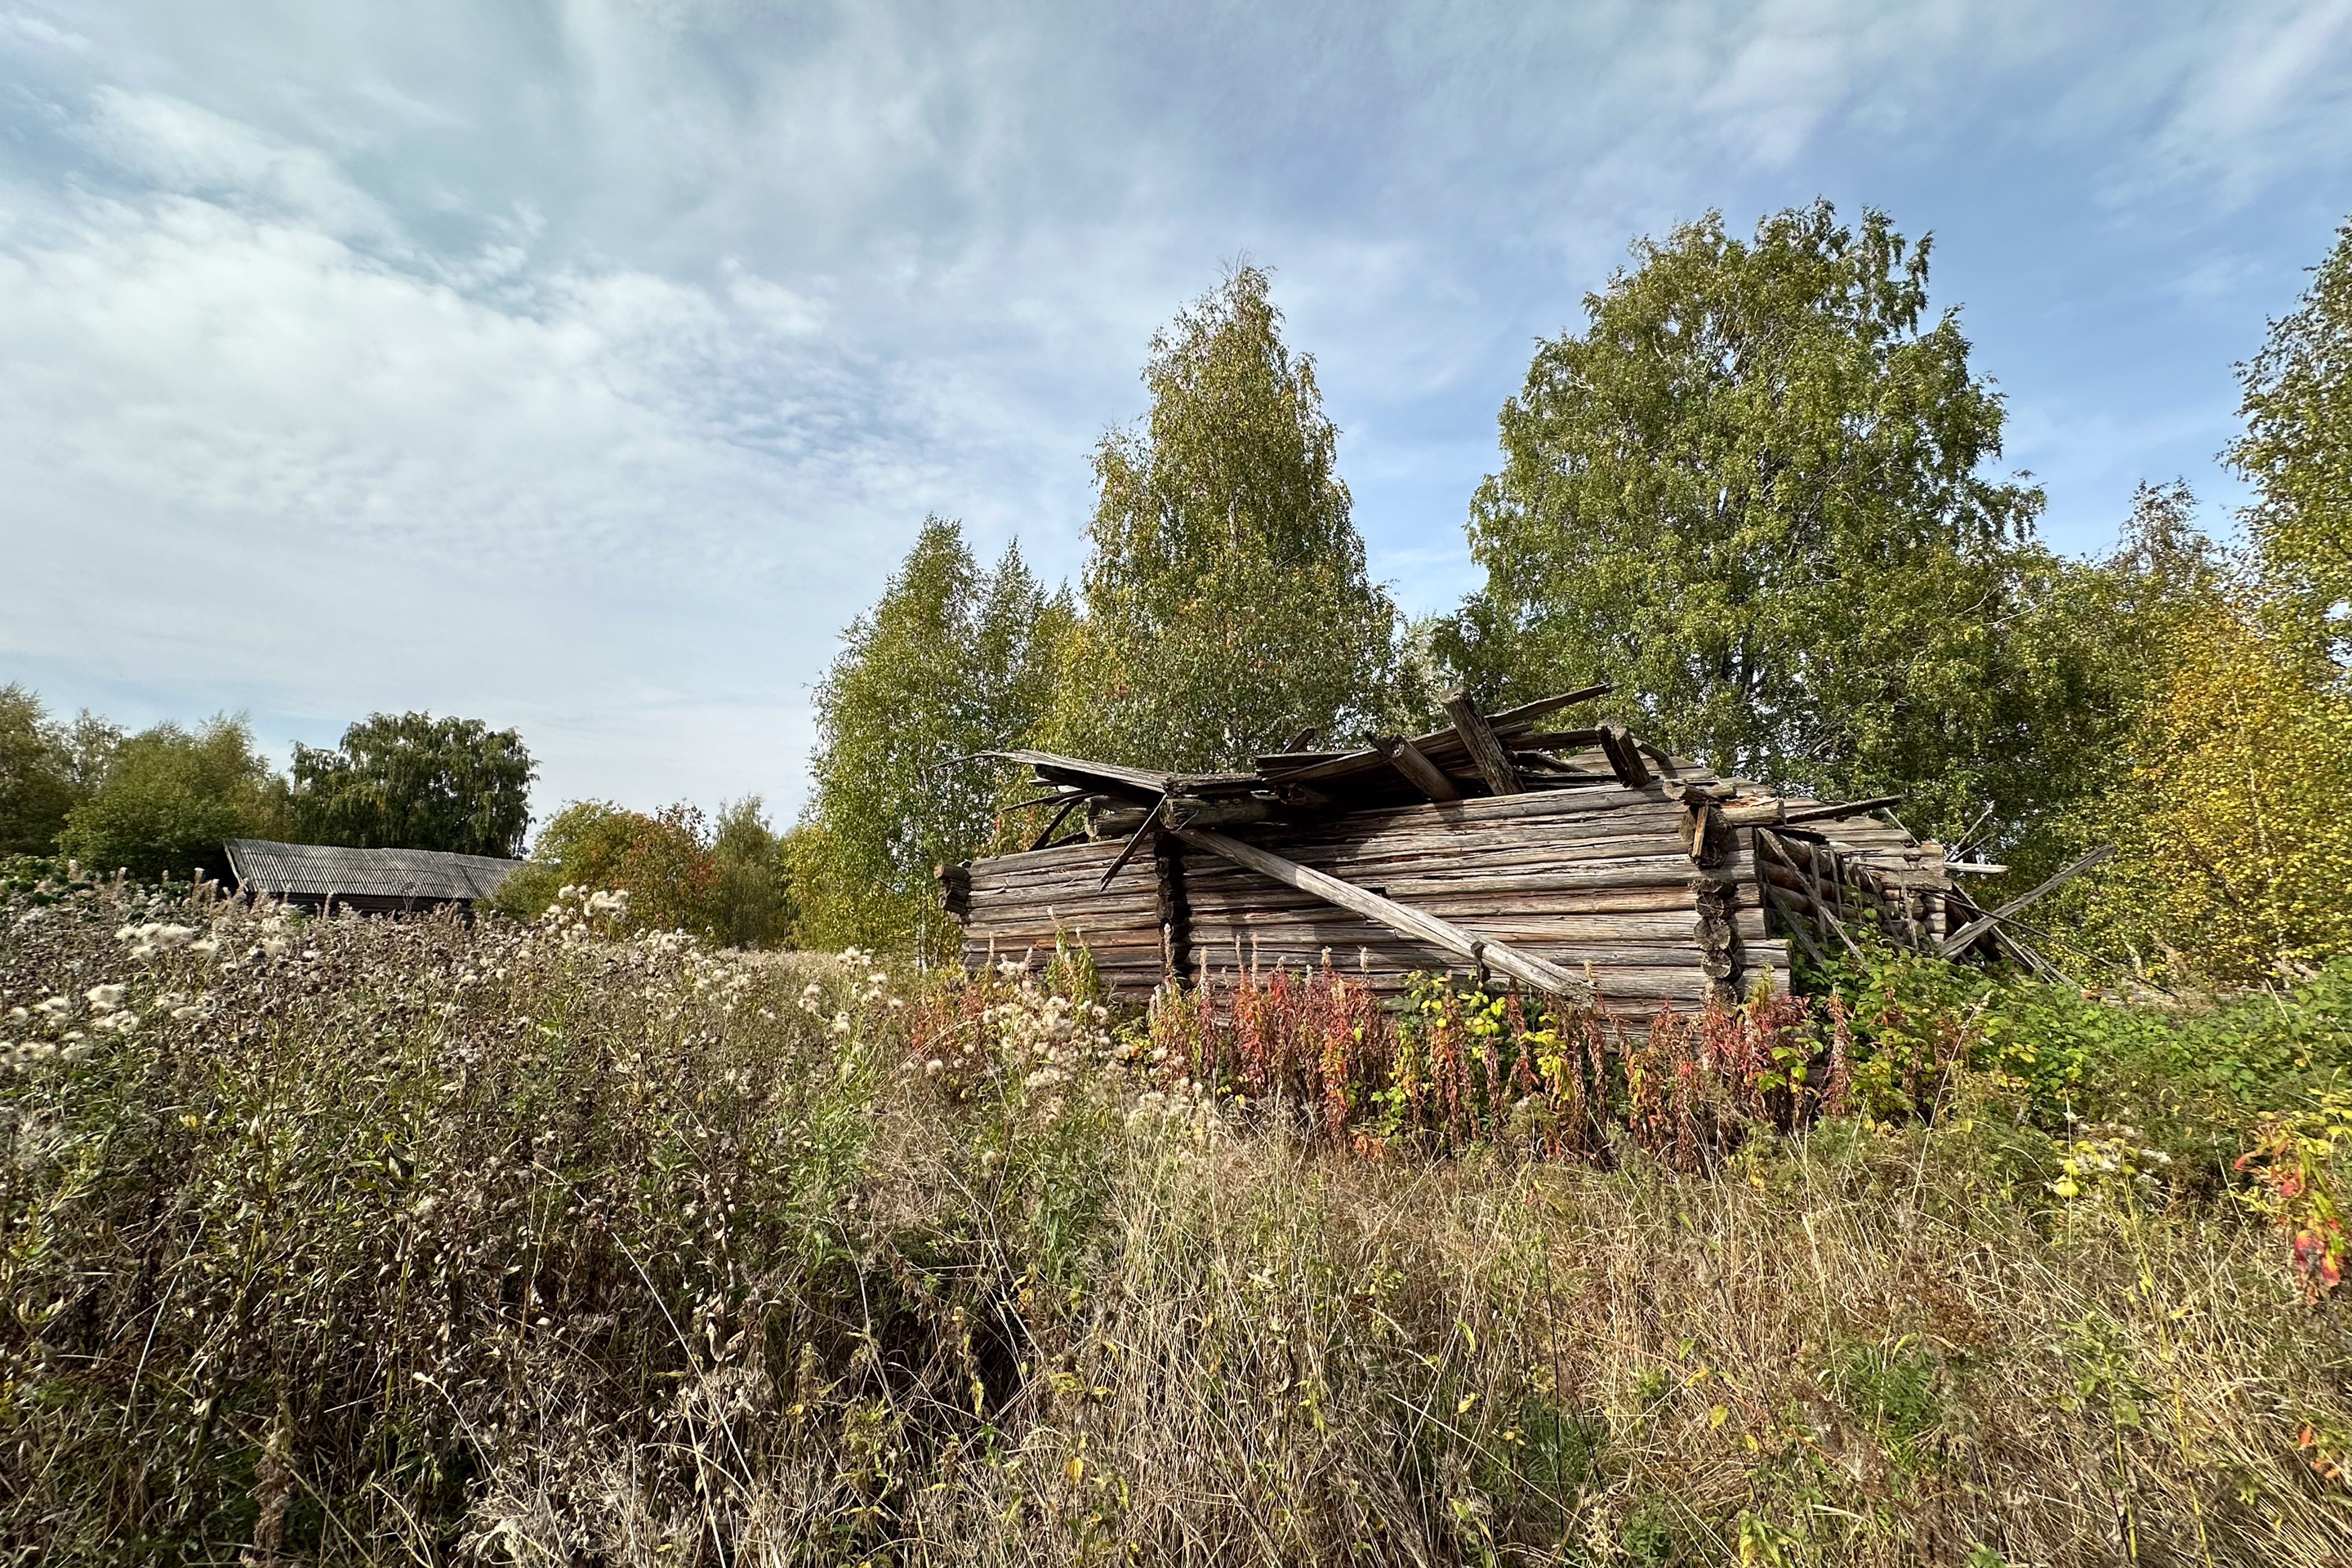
[3,2,2348,824]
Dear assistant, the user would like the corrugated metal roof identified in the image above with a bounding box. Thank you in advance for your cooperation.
[224,839,523,902]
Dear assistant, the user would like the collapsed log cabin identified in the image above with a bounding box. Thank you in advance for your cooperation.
[940,687,2072,1016]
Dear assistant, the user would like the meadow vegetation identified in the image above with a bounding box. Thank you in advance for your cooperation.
[7,873,2352,1565]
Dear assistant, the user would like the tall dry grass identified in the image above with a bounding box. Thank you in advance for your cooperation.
[3,877,2350,1565]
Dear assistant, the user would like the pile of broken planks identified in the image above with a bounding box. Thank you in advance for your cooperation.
[941,686,2091,1018]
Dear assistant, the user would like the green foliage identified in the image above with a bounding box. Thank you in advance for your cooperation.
[1448,202,2108,840]
[2230,211,2352,627]
[1832,1337,1949,1473]
[0,685,76,857]
[490,800,724,937]
[796,518,1070,956]
[57,715,287,881]
[2020,482,2352,984]
[292,710,535,857]
[708,795,795,949]
[1049,265,1405,768]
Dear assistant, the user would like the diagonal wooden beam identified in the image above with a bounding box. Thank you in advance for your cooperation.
[1096,795,1165,890]
[1783,795,1903,825]
[1027,792,1092,851]
[1170,825,1594,1002]
[1372,734,1462,801]
[1597,723,1651,789]
[1484,683,1614,730]
[1441,689,1524,795]
[1940,844,2115,958]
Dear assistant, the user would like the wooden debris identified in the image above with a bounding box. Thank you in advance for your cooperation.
[1599,723,1652,788]
[1171,825,1595,1002]
[1940,845,2116,957]
[1373,734,1463,801]
[1442,689,1526,796]
[956,688,2017,1014]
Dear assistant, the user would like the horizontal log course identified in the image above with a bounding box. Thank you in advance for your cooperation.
[1172,825,1596,1000]
[1205,842,1716,887]
[983,824,1699,888]
[1180,880,1708,920]
[974,936,1761,1004]
[1187,905,1766,944]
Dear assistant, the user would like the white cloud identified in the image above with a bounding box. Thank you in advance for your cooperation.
[83,87,402,244]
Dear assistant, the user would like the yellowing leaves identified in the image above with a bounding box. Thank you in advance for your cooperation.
[2089,592,2352,982]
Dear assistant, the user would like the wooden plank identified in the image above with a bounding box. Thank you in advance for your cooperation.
[1783,795,1902,825]
[1441,690,1526,796]
[1939,845,2116,958]
[1484,684,1614,730]
[1373,734,1463,801]
[1171,825,1593,1001]
[1758,879,1835,971]
[1598,723,1652,789]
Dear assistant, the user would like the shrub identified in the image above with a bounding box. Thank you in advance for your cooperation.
[57,715,288,881]
[492,800,721,933]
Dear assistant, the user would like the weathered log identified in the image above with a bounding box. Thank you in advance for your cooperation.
[1783,795,1903,825]
[937,862,973,920]
[1373,734,1463,801]
[1599,723,1652,789]
[1441,690,1526,796]
[1484,684,1614,728]
[1171,825,1592,1001]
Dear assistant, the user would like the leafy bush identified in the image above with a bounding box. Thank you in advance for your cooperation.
[56,715,288,881]
[491,798,794,947]
[490,800,718,933]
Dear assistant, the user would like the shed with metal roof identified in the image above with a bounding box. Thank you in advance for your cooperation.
[222,839,523,915]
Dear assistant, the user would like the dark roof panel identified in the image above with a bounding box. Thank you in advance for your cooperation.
[223,839,523,902]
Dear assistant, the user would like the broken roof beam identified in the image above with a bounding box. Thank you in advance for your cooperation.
[1485,683,1613,729]
[1783,795,1904,825]
[1940,844,2116,958]
[1371,733,1462,801]
[1597,723,1651,789]
[1441,689,1525,795]
[1169,824,1595,1003]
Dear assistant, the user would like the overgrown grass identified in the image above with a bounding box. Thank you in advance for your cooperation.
[5,879,2352,1565]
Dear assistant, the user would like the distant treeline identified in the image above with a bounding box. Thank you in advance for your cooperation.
[795,200,2352,987]
[0,702,795,950]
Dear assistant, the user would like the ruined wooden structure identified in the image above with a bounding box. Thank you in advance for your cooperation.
[940,688,2065,1013]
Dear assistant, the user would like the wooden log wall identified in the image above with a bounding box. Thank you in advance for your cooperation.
[960,786,1797,1013]
[1752,827,1949,962]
